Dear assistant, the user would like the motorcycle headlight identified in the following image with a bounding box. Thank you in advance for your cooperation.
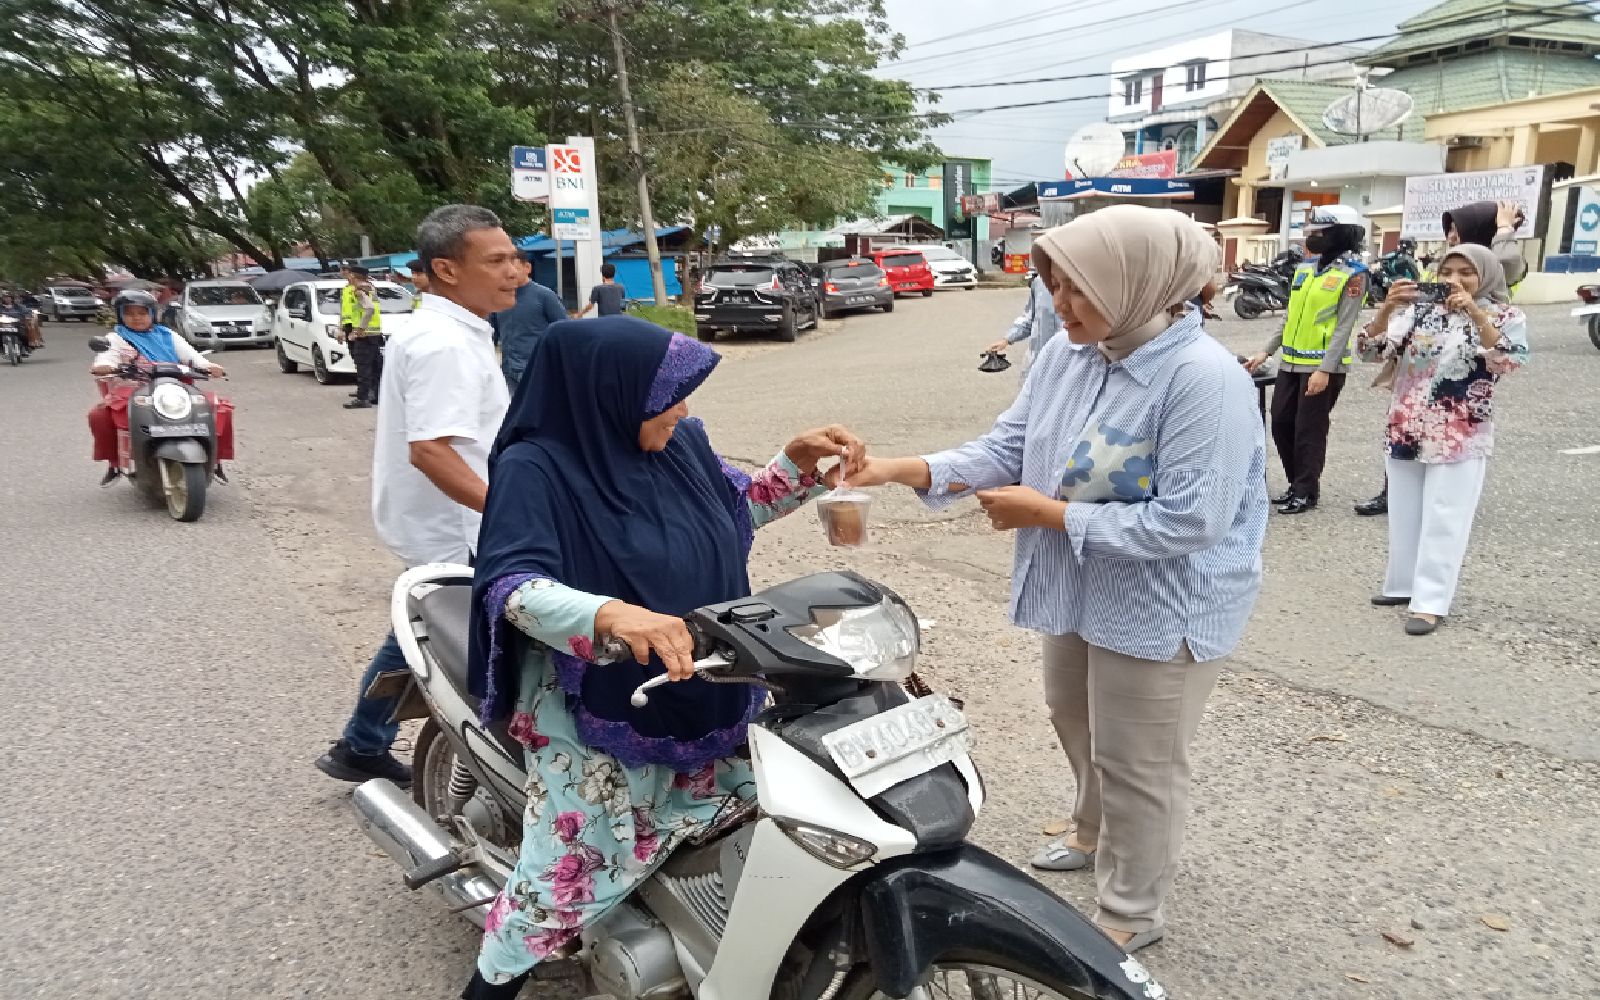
[788,597,918,681]
[151,383,194,420]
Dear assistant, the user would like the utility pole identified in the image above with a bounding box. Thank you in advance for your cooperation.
[605,6,668,306]
[562,0,668,306]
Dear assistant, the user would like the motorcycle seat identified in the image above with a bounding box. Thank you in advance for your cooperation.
[418,583,476,700]
[416,583,528,763]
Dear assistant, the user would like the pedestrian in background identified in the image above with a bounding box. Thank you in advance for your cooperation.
[491,255,567,397]
[405,257,430,307]
[1354,198,1528,517]
[576,262,626,317]
[847,205,1266,953]
[985,268,1065,373]
[314,205,519,788]
[341,266,384,410]
[1357,244,1526,635]
[1245,204,1367,515]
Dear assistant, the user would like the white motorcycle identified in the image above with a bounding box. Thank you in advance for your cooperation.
[349,566,1166,1000]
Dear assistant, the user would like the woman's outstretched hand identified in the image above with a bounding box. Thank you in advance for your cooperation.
[838,455,932,491]
[785,424,866,481]
[594,601,697,681]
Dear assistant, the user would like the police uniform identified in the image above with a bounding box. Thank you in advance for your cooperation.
[341,281,385,407]
[1261,252,1366,510]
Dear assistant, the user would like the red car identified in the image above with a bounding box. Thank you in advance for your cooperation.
[870,248,936,297]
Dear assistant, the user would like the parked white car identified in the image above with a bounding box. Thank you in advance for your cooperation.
[37,284,102,321]
[272,279,417,384]
[900,244,979,290]
[171,279,273,349]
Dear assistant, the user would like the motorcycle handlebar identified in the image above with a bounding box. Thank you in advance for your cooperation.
[629,652,738,707]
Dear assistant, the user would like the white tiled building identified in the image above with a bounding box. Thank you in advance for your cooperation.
[1107,30,1367,172]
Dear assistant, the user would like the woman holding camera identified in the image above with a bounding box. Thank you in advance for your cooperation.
[1357,243,1528,635]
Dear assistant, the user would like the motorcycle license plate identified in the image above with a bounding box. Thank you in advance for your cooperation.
[147,422,209,437]
[822,694,970,798]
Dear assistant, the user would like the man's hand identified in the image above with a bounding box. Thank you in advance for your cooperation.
[1242,353,1269,374]
[1306,371,1331,396]
[594,601,697,680]
[205,364,227,379]
[784,424,866,479]
[984,339,1009,355]
[975,485,1066,531]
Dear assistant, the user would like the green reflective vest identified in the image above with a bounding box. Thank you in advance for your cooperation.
[341,284,382,334]
[1280,260,1359,367]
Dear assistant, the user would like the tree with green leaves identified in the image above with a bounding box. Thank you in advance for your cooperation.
[0,0,939,279]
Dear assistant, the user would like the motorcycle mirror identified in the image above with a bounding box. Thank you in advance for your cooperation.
[88,336,110,353]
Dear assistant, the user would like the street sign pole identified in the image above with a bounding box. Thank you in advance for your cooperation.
[555,236,565,309]
[559,137,603,310]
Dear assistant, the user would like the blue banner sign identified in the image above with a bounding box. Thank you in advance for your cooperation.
[1037,177,1193,200]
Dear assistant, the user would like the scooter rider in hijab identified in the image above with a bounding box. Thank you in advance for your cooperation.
[88,289,230,485]
[1244,204,1367,515]
[1353,198,1526,517]
[0,292,32,357]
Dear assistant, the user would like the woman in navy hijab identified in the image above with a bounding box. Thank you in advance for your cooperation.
[463,316,863,997]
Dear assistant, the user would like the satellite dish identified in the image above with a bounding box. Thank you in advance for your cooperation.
[1064,122,1127,178]
[1322,88,1414,137]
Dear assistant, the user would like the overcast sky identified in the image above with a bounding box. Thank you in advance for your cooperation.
[877,0,1442,187]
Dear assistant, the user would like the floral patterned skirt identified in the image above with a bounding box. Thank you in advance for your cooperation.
[475,651,754,985]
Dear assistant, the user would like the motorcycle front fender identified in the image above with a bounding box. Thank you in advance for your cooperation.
[857,845,1162,1000]
[152,439,210,464]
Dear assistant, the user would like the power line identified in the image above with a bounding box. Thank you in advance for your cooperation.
[645,3,1598,144]
[931,0,1597,91]
[930,0,1348,90]
[885,0,1216,71]
[896,0,1107,54]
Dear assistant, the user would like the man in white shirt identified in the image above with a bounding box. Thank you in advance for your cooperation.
[316,205,521,786]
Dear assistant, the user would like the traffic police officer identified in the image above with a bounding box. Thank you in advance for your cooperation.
[1246,204,1367,514]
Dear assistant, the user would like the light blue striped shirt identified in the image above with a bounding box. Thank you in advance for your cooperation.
[920,310,1267,662]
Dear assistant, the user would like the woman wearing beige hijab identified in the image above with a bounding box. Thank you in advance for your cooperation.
[850,205,1268,951]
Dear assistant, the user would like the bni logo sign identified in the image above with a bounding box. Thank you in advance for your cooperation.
[552,147,584,174]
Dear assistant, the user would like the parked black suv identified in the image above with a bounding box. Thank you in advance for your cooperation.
[693,255,819,343]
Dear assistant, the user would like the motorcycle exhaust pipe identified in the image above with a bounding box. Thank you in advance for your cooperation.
[351,779,499,927]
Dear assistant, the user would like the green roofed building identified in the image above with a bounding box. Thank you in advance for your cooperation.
[1360,0,1600,114]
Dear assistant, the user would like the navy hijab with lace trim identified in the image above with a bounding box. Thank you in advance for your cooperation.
[468,317,760,772]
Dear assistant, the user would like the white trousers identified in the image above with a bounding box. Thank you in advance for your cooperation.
[1382,456,1487,617]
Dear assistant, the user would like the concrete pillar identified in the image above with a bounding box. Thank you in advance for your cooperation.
[1237,183,1257,220]
[1575,122,1599,176]
[1509,124,1540,165]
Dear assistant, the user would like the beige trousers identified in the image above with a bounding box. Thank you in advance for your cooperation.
[1041,633,1223,933]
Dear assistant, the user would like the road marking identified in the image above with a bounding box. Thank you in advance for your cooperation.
[1559,445,1600,455]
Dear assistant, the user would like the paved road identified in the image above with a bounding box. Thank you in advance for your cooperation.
[1,297,1595,999]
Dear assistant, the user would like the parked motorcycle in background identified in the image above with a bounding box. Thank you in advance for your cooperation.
[1225,248,1302,319]
[87,335,224,522]
[1366,239,1421,305]
[1574,283,1600,351]
[349,566,1167,1000]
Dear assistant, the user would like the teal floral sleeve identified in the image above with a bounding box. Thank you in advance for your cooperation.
[722,451,827,530]
[505,577,613,660]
